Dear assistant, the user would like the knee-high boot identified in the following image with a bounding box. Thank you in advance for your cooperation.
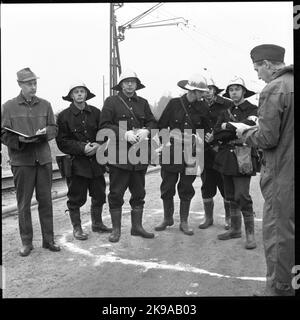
[91,205,112,233]
[217,203,242,240]
[108,208,122,243]
[243,212,257,249]
[179,200,194,235]
[198,198,214,229]
[131,207,155,238]
[69,208,88,240]
[155,199,174,231]
[224,199,231,230]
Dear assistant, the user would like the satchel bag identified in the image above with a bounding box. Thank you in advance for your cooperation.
[234,145,253,175]
[56,154,73,178]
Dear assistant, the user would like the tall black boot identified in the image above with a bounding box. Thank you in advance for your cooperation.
[179,200,194,235]
[131,207,155,238]
[217,203,241,240]
[224,199,231,230]
[69,208,88,240]
[108,208,122,243]
[198,198,214,229]
[243,212,257,249]
[155,199,174,231]
[91,205,112,233]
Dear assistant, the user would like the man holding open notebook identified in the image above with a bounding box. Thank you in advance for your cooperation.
[1,67,60,256]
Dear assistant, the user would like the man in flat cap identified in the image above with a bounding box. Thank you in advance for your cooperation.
[1,67,61,256]
[56,82,112,241]
[237,44,294,295]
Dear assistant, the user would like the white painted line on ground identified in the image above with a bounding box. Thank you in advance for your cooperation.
[59,224,266,283]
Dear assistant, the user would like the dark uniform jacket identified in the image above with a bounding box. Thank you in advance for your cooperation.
[204,95,233,168]
[99,91,157,171]
[1,92,57,166]
[56,103,105,178]
[158,94,211,173]
[213,100,259,176]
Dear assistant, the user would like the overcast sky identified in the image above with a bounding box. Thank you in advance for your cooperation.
[1,2,293,112]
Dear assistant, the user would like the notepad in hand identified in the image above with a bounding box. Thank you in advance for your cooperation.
[3,127,46,139]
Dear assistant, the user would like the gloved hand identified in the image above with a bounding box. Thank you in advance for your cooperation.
[84,142,99,156]
[125,130,138,144]
[135,128,149,142]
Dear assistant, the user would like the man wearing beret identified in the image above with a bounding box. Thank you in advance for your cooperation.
[237,44,294,296]
[1,67,61,256]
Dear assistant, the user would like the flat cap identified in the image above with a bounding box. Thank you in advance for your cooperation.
[250,44,285,63]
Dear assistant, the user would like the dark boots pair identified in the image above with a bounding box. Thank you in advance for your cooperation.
[70,206,112,241]
[217,204,256,249]
[109,207,154,243]
[155,199,193,235]
[198,199,230,230]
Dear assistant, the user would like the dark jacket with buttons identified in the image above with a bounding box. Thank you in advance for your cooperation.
[213,100,259,176]
[99,91,157,171]
[204,95,233,169]
[1,92,57,166]
[56,103,105,178]
[158,94,211,173]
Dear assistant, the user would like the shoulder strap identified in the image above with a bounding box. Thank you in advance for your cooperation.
[179,97,196,131]
[117,95,140,127]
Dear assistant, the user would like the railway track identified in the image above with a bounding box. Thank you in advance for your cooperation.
[2,165,160,217]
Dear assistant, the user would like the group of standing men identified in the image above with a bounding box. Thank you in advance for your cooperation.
[1,44,294,296]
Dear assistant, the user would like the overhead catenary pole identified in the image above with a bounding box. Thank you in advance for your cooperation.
[110,3,188,97]
[110,3,122,96]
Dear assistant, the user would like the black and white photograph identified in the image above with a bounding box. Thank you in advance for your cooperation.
[1,0,297,311]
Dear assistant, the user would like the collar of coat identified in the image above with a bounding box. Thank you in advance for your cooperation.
[17,92,40,105]
[118,91,139,102]
[70,102,92,115]
[230,100,254,111]
[272,64,293,80]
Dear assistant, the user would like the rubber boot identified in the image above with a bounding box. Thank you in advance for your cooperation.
[224,199,231,230]
[217,204,241,240]
[179,200,194,235]
[131,207,154,238]
[73,225,88,240]
[198,198,214,229]
[69,208,88,240]
[91,205,112,233]
[155,199,174,231]
[108,208,122,243]
[243,212,257,249]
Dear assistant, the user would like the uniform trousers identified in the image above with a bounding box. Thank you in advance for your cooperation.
[160,168,196,201]
[108,166,147,209]
[222,174,253,212]
[200,167,225,199]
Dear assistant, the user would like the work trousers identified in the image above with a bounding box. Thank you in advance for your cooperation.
[260,165,295,292]
[200,167,225,199]
[160,168,196,201]
[108,166,147,209]
[11,163,54,245]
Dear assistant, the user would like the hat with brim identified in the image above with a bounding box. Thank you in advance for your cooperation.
[223,77,255,99]
[208,85,224,95]
[112,69,145,91]
[17,67,39,82]
[177,74,209,92]
[62,82,96,102]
